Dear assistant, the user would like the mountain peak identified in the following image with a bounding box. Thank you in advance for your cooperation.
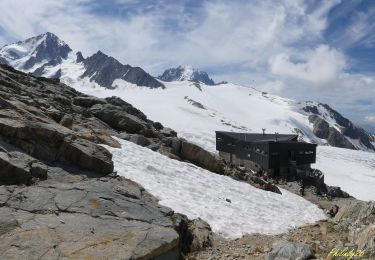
[0,32,72,71]
[158,65,215,85]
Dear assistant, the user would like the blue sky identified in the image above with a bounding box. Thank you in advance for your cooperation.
[0,0,374,132]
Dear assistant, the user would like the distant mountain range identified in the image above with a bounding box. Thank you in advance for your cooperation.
[0,32,374,152]
[0,32,163,89]
[0,32,217,89]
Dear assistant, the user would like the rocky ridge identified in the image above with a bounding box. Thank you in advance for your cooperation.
[303,103,375,151]
[0,32,164,89]
[0,64,220,259]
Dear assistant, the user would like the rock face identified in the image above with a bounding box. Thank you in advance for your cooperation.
[158,65,215,85]
[305,103,375,151]
[0,32,71,73]
[353,224,375,255]
[90,103,147,133]
[309,115,356,149]
[334,201,375,257]
[0,176,183,259]
[82,51,164,89]
[0,64,230,258]
[0,151,47,185]
[180,141,224,174]
[0,64,224,178]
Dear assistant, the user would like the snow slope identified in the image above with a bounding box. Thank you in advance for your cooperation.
[74,81,323,152]
[316,146,375,201]
[75,81,375,202]
[105,138,326,239]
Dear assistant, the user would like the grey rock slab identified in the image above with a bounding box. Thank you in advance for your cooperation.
[266,241,313,260]
[0,177,183,259]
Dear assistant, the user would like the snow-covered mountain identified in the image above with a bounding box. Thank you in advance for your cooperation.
[0,32,163,89]
[0,32,71,76]
[1,32,374,152]
[74,80,375,153]
[158,65,215,85]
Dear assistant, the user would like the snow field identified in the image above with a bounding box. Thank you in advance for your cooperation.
[105,138,326,239]
[316,146,375,201]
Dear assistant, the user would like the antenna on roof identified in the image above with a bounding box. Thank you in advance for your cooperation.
[262,128,266,135]
[275,132,279,142]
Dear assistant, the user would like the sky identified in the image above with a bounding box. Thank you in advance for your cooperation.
[0,0,374,132]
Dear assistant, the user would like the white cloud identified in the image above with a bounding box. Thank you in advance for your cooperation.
[269,45,346,84]
[334,5,375,49]
[0,0,342,75]
[364,116,375,123]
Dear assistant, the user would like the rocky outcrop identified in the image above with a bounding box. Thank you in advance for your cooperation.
[178,141,223,174]
[0,117,113,175]
[180,141,223,173]
[0,151,47,185]
[90,103,147,134]
[309,115,356,149]
[352,224,375,256]
[305,103,375,151]
[0,64,222,259]
[82,51,164,89]
[184,96,206,109]
[187,218,213,252]
[334,201,375,257]
[326,186,350,198]
[72,96,107,108]
[0,176,184,259]
[0,64,225,178]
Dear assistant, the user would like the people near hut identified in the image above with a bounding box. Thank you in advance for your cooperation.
[299,182,305,196]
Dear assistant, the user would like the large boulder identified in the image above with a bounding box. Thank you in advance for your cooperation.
[73,96,107,108]
[180,141,224,174]
[59,138,114,175]
[187,218,213,252]
[266,241,313,260]
[0,177,183,259]
[105,96,148,120]
[129,134,151,147]
[0,151,47,185]
[0,118,113,175]
[90,104,146,133]
[334,201,375,225]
